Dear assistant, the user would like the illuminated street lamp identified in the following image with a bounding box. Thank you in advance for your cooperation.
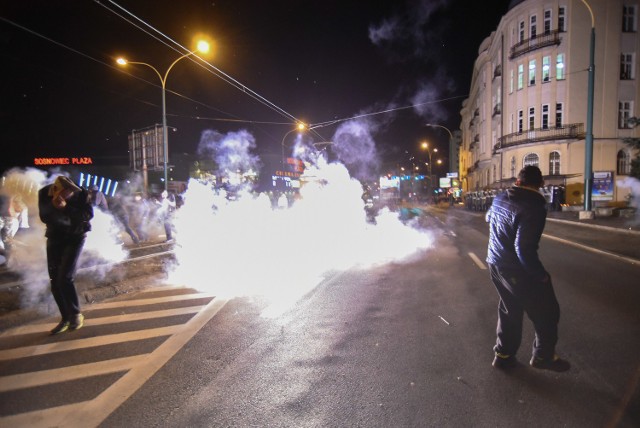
[420,142,440,198]
[425,123,455,173]
[281,122,307,168]
[117,40,211,191]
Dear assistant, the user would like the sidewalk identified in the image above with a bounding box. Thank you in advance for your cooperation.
[546,207,640,234]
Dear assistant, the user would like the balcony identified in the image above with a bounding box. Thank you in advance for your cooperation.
[509,30,561,59]
[467,160,479,174]
[493,123,585,153]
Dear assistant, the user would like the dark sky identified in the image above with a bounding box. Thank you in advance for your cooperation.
[0,0,511,176]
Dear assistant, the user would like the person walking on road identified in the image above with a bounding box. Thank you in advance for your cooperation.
[38,176,94,335]
[485,165,570,372]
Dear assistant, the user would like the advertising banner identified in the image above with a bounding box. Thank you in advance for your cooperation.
[591,171,614,201]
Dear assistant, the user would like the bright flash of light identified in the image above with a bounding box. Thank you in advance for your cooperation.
[167,151,434,318]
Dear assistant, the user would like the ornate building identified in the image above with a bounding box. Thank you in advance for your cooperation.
[460,0,640,205]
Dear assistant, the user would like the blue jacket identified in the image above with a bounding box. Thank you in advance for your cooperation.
[486,186,548,280]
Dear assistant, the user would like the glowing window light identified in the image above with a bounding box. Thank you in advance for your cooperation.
[105,179,112,195]
[79,172,86,187]
[111,182,118,197]
[99,176,105,192]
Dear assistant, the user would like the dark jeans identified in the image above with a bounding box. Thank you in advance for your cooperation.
[489,264,560,360]
[47,236,85,321]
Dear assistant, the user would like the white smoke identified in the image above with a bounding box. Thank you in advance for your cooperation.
[616,176,640,225]
[331,118,380,182]
[167,129,434,318]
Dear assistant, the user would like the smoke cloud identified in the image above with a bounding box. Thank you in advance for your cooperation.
[168,129,434,317]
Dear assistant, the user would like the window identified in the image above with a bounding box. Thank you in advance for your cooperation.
[623,5,637,32]
[524,153,540,167]
[493,165,497,183]
[619,101,634,128]
[558,7,566,32]
[556,103,563,127]
[518,110,524,133]
[510,156,516,178]
[518,64,524,89]
[544,10,552,34]
[617,150,631,175]
[542,104,550,129]
[621,53,635,80]
[542,56,551,82]
[530,15,537,38]
[549,151,561,175]
[510,68,514,93]
[556,54,565,80]
[529,60,536,85]
[519,21,525,42]
[529,107,535,130]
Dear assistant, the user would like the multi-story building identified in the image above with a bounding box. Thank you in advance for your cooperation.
[460,0,640,205]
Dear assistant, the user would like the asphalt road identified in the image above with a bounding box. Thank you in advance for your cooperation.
[0,206,638,427]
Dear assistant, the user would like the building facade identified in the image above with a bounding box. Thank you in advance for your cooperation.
[459,0,640,205]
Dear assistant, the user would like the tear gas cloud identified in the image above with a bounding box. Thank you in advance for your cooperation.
[167,128,434,317]
[616,176,640,225]
[331,119,380,182]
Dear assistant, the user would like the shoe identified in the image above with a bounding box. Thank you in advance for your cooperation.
[50,320,69,335]
[530,354,571,372]
[69,313,84,331]
[492,352,518,369]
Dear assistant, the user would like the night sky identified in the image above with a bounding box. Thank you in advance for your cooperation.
[0,0,511,176]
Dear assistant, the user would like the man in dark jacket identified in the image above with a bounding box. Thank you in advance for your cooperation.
[486,166,569,372]
[38,176,93,335]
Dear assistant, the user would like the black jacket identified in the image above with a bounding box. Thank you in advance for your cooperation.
[38,185,93,240]
[486,186,548,280]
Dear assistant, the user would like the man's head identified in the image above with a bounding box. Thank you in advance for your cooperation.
[516,165,544,189]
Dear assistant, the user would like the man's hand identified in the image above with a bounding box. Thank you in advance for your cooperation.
[52,188,75,210]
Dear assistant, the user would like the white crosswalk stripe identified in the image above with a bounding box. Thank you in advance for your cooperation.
[0,285,227,427]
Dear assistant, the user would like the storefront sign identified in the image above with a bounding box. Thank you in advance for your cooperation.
[34,157,93,166]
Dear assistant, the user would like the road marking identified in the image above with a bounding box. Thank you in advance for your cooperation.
[0,354,146,393]
[542,234,639,265]
[56,297,228,428]
[84,292,215,310]
[0,326,180,361]
[1,306,204,337]
[468,252,487,270]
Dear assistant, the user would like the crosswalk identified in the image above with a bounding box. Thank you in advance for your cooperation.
[0,285,226,427]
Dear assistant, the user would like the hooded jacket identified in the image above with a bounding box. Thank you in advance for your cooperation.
[486,186,548,280]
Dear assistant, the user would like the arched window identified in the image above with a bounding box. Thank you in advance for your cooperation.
[549,151,561,175]
[493,165,497,183]
[510,156,516,178]
[523,153,540,167]
[617,150,631,175]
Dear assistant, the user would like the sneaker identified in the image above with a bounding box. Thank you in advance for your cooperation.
[50,320,69,335]
[530,354,571,372]
[69,313,84,331]
[492,352,518,369]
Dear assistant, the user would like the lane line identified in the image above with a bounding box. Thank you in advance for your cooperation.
[0,326,180,361]
[0,306,204,337]
[542,234,639,266]
[0,402,88,427]
[468,252,487,270]
[0,354,147,393]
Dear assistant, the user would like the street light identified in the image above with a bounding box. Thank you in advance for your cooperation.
[425,123,454,173]
[420,141,440,198]
[117,40,211,191]
[281,122,306,168]
[580,0,596,216]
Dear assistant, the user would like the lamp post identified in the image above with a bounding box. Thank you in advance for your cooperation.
[117,40,210,192]
[420,141,439,198]
[281,122,306,168]
[425,123,454,173]
[580,0,596,217]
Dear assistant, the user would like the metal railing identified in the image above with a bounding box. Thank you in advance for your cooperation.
[494,123,584,152]
[509,30,562,59]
